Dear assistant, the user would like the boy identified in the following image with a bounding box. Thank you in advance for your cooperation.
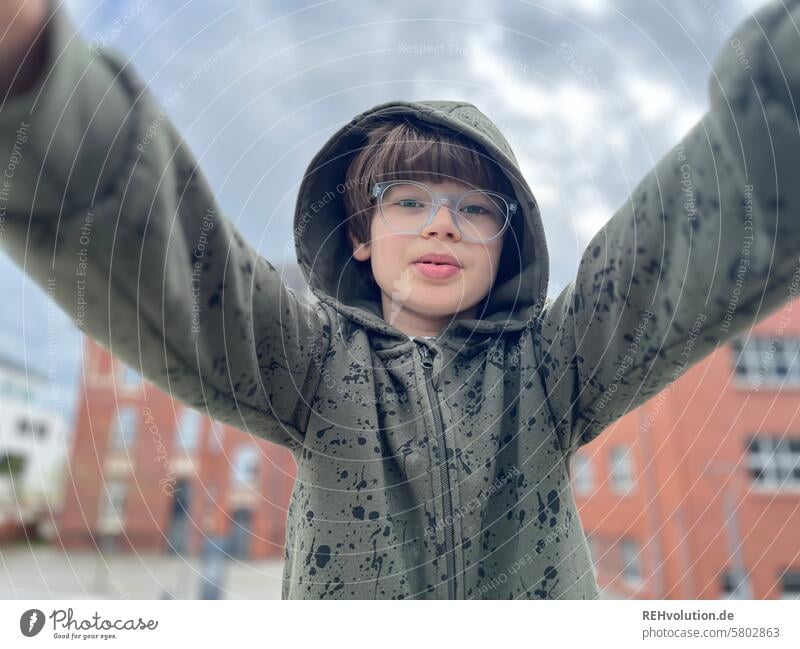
[1,0,798,599]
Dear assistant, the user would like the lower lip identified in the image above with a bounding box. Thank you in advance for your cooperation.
[413,262,462,279]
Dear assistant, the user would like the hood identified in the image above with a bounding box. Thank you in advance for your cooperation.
[293,100,550,343]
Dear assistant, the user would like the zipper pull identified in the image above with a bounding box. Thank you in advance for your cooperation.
[418,344,442,390]
[419,344,434,370]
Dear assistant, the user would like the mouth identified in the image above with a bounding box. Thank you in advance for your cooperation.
[412,253,463,279]
[413,253,462,267]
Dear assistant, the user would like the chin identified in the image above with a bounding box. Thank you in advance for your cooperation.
[413,296,478,318]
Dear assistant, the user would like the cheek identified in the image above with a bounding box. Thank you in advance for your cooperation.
[472,241,504,278]
[491,241,505,274]
[367,229,409,276]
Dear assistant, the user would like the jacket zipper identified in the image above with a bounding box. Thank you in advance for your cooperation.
[418,343,457,600]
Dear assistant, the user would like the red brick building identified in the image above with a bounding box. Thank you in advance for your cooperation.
[56,263,313,561]
[56,336,296,560]
[571,300,800,600]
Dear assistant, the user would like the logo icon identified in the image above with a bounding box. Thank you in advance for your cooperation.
[20,609,45,637]
[388,267,414,326]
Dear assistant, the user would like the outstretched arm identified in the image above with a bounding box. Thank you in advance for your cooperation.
[0,0,330,450]
[537,0,800,453]
[0,0,49,97]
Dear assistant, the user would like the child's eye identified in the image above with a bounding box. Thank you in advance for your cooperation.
[460,203,490,216]
[396,199,426,209]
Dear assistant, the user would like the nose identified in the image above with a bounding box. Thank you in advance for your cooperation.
[421,201,461,241]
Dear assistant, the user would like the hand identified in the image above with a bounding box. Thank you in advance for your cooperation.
[0,0,50,97]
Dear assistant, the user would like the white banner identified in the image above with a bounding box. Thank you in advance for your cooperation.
[1,600,798,648]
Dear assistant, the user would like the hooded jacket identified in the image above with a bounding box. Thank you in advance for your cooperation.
[2,0,799,599]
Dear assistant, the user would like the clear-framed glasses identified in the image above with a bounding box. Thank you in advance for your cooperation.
[369,180,518,243]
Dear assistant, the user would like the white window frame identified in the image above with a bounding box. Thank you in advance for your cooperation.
[746,435,800,491]
[111,406,138,450]
[571,451,594,496]
[779,570,800,600]
[208,420,225,453]
[119,363,142,391]
[731,336,800,389]
[177,408,203,453]
[609,445,635,495]
[232,446,259,485]
[619,538,643,586]
[97,480,127,533]
[720,569,751,599]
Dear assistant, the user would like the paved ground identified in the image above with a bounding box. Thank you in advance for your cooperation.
[1,542,624,600]
[0,542,284,599]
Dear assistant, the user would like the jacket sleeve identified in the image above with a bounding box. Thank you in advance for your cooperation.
[0,1,330,450]
[537,0,800,454]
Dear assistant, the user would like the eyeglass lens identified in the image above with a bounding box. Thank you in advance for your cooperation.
[378,182,508,241]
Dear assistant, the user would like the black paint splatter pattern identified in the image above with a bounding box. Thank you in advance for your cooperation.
[2,1,798,600]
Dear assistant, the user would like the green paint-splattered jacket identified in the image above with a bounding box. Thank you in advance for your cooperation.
[2,0,799,599]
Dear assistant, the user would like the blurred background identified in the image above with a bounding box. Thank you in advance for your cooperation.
[2,0,798,600]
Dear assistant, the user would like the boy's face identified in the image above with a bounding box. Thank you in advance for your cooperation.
[350,179,506,335]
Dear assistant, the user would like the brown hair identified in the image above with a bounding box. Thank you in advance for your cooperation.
[342,116,515,246]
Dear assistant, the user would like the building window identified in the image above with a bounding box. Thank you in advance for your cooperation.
[571,450,594,496]
[17,418,48,439]
[779,570,800,600]
[119,363,142,390]
[609,445,635,495]
[97,480,127,533]
[177,408,203,453]
[619,538,642,585]
[746,436,800,489]
[0,453,25,479]
[111,406,138,450]
[731,336,800,388]
[35,421,48,438]
[231,446,259,485]
[720,570,750,599]
[208,420,225,453]
[230,508,253,559]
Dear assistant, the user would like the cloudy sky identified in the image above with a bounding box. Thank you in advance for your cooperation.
[1,0,773,423]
